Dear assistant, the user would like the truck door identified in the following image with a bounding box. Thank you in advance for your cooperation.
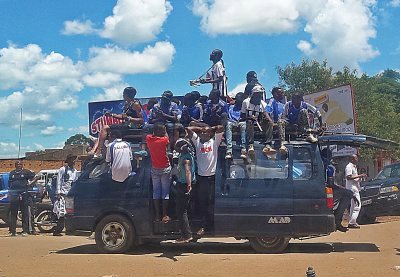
[214,144,293,236]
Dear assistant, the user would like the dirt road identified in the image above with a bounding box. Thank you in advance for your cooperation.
[0,218,399,277]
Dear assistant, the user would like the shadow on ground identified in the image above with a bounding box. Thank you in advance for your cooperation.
[56,241,380,260]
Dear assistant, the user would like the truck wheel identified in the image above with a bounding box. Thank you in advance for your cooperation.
[357,212,376,225]
[95,214,134,254]
[249,237,290,253]
[36,210,56,233]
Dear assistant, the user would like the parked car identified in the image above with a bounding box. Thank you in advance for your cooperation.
[358,162,400,224]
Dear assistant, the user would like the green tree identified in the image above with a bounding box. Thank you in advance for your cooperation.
[65,134,90,146]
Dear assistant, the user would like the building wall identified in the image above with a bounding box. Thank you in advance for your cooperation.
[0,159,82,173]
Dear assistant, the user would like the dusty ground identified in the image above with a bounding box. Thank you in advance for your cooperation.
[0,217,399,277]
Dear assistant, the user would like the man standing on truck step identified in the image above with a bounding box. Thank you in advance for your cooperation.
[146,123,172,223]
[8,160,40,236]
[345,154,367,229]
[174,138,196,243]
[106,129,133,183]
[186,124,224,236]
[53,154,78,236]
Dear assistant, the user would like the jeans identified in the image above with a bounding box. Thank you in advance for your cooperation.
[176,182,191,238]
[225,121,246,152]
[195,175,215,230]
[151,166,172,199]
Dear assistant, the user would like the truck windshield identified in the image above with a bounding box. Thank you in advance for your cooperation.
[375,164,400,180]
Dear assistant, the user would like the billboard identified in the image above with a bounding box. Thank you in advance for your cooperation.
[303,84,356,134]
[303,84,357,156]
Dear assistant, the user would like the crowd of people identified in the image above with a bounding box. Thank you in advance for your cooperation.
[7,48,364,241]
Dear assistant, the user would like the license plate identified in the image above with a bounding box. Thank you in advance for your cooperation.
[362,199,372,206]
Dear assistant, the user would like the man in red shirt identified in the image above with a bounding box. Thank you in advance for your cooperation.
[146,123,171,223]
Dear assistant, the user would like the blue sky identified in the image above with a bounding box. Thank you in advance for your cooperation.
[0,0,399,158]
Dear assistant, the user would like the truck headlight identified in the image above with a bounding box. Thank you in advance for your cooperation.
[379,186,399,194]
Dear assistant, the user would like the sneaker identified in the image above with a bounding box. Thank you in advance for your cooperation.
[162,215,171,223]
[240,149,247,159]
[248,145,255,157]
[9,232,16,237]
[196,227,205,236]
[279,145,288,155]
[175,236,193,243]
[336,225,348,232]
[29,231,39,235]
[262,145,277,155]
[20,232,28,237]
[347,223,361,229]
[306,134,318,143]
[225,151,232,159]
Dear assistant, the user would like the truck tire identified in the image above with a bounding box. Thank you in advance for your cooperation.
[357,212,376,225]
[95,214,135,254]
[249,237,290,253]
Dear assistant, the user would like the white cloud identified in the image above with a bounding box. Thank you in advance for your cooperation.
[389,0,400,7]
[91,84,128,102]
[192,0,379,70]
[83,72,122,87]
[228,82,246,98]
[192,0,300,35]
[99,0,173,45]
[41,125,64,136]
[0,141,42,159]
[298,0,379,71]
[87,41,176,74]
[62,19,96,35]
[67,125,89,134]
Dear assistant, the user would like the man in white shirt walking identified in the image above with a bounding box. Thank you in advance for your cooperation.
[345,154,367,229]
[106,129,133,183]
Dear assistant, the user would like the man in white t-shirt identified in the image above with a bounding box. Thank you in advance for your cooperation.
[106,129,133,183]
[200,49,227,98]
[241,84,275,158]
[345,154,367,228]
[186,124,224,236]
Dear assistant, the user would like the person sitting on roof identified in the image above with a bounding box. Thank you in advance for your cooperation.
[278,92,324,145]
[91,87,144,156]
[203,89,228,127]
[180,93,202,127]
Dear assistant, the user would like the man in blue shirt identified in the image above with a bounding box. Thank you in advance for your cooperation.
[180,93,201,127]
[265,87,286,152]
[203,89,228,127]
[225,92,247,159]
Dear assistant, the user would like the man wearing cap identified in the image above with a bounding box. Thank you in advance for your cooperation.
[53,154,78,236]
[240,84,275,158]
[91,86,144,156]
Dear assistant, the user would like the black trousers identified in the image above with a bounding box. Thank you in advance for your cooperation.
[333,186,353,226]
[53,216,65,234]
[9,192,34,234]
[195,175,215,230]
[176,182,191,238]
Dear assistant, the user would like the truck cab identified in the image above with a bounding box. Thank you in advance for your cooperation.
[65,134,335,254]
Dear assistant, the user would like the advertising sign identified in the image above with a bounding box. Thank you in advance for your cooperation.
[303,84,357,156]
[303,84,356,134]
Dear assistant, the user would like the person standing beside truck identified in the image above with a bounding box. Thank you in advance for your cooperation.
[345,154,367,229]
[53,155,78,236]
[8,160,39,236]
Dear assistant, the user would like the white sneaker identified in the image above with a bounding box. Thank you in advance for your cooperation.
[240,149,247,159]
[225,152,232,159]
[262,145,277,155]
[279,145,288,155]
[306,134,318,143]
